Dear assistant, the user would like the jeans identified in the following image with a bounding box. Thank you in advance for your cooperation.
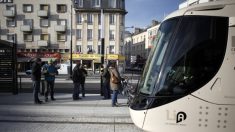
[33,81,40,102]
[73,82,80,99]
[45,81,55,99]
[112,90,119,106]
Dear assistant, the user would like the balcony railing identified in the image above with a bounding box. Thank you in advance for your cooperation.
[37,40,48,46]
[3,10,15,17]
[54,25,66,32]
[20,25,32,32]
[37,10,49,17]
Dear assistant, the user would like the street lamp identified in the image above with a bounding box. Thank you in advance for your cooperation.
[69,1,75,77]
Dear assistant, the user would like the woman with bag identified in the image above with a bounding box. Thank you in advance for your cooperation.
[109,62,121,107]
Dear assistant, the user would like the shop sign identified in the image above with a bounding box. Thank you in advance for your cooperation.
[0,0,13,3]
[17,52,61,59]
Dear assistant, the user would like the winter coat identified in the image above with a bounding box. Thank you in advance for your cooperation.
[102,67,110,82]
[72,65,82,83]
[80,68,87,84]
[109,67,121,90]
[44,64,58,81]
[31,62,41,81]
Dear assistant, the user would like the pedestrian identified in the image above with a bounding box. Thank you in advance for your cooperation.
[43,60,58,102]
[72,61,82,100]
[109,62,121,107]
[31,58,43,104]
[80,64,88,97]
[102,63,111,100]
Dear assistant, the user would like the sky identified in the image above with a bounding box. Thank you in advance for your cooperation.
[125,0,184,30]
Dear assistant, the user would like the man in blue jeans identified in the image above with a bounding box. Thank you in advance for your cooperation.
[43,60,58,102]
[31,58,42,104]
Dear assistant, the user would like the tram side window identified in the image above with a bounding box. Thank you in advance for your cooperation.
[158,16,228,96]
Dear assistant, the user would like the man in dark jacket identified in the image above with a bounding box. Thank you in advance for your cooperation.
[102,63,111,99]
[31,58,42,104]
[72,61,82,100]
[80,64,87,97]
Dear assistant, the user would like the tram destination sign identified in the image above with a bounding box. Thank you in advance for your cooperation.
[0,0,13,3]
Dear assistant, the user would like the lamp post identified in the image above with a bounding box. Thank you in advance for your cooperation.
[69,1,74,77]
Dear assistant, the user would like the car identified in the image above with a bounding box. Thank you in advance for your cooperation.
[25,70,32,75]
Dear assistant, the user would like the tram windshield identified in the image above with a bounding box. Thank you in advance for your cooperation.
[138,16,228,97]
[138,18,179,95]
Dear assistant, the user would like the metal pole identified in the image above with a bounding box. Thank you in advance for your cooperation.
[100,9,104,96]
[70,4,73,77]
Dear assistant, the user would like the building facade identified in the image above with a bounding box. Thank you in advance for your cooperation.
[0,0,126,72]
[73,0,127,72]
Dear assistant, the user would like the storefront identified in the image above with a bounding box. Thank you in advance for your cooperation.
[17,52,61,72]
[61,53,125,74]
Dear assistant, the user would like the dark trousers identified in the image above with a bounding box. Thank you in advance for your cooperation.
[103,80,111,99]
[45,81,55,99]
[33,81,40,102]
[81,83,85,97]
[73,82,80,99]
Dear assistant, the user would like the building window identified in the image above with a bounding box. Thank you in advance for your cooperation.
[57,19,66,25]
[57,33,66,41]
[87,13,93,24]
[76,0,83,7]
[87,29,93,40]
[23,4,33,13]
[76,29,82,40]
[76,45,82,53]
[40,34,49,41]
[40,4,49,10]
[109,14,115,25]
[6,19,16,27]
[92,0,100,7]
[98,14,101,25]
[109,0,116,8]
[57,4,67,13]
[77,14,82,24]
[98,29,101,40]
[6,5,15,11]
[87,45,93,53]
[24,33,33,42]
[40,19,49,27]
[109,30,115,40]
[109,45,115,54]
[23,19,33,26]
[7,34,15,42]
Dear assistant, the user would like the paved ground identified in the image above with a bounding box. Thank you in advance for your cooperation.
[0,93,143,132]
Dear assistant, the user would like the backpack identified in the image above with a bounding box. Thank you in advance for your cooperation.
[111,71,119,84]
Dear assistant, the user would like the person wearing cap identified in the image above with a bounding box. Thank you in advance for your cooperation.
[31,58,43,104]
[43,59,58,102]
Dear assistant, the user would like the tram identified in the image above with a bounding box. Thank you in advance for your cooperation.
[129,0,235,131]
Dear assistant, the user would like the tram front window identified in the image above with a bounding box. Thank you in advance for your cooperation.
[138,18,179,95]
[132,16,228,109]
[156,16,228,98]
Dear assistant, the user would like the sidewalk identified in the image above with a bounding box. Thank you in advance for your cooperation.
[0,93,143,132]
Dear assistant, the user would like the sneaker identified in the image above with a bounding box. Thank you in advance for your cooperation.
[45,98,48,102]
[51,98,56,101]
[34,100,43,104]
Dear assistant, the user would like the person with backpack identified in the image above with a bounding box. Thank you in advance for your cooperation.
[72,61,82,100]
[109,62,121,107]
[43,60,58,102]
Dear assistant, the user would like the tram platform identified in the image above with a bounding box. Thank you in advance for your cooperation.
[0,93,143,132]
